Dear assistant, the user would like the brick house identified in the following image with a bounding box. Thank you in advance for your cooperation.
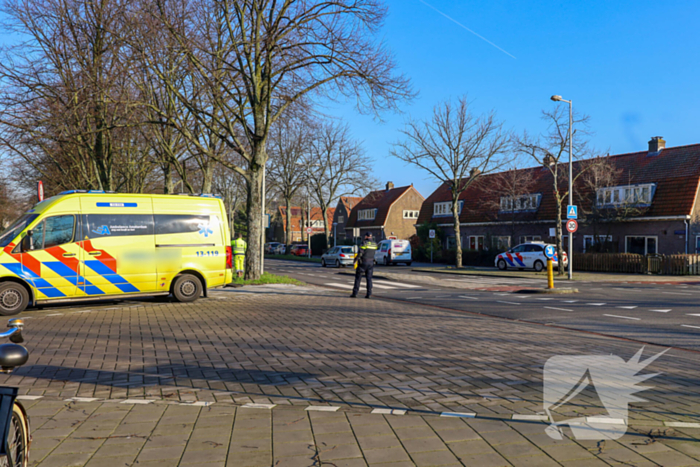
[277,206,335,243]
[417,138,700,255]
[332,196,363,241]
[345,182,424,242]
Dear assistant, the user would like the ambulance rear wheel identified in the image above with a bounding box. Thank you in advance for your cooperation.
[0,283,29,316]
[497,259,507,271]
[172,274,202,303]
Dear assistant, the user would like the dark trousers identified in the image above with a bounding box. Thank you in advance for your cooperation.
[352,262,373,296]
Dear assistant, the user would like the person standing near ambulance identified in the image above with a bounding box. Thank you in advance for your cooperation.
[232,233,247,278]
[351,232,377,299]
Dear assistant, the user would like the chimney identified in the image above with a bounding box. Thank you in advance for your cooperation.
[648,136,666,154]
[470,168,481,178]
[386,181,394,191]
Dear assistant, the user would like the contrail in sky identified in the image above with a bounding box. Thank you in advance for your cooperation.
[418,0,517,59]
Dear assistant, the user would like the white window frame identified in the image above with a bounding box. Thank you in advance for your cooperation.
[583,235,612,252]
[310,220,324,228]
[403,210,419,219]
[492,236,511,250]
[357,209,377,221]
[433,200,463,217]
[624,236,658,255]
[468,235,484,251]
[500,194,542,212]
[597,183,656,207]
[338,216,344,223]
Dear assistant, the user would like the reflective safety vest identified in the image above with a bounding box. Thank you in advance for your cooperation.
[232,238,247,255]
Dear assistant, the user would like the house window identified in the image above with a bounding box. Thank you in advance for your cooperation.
[403,210,419,219]
[468,236,484,251]
[492,236,510,250]
[519,235,541,244]
[597,183,656,207]
[338,216,344,223]
[310,220,323,228]
[500,194,542,212]
[696,236,700,254]
[446,236,456,249]
[583,235,612,253]
[357,209,376,221]
[433,200,463,217]
[625,236,657,255]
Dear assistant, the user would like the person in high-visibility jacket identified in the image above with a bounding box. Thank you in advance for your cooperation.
[351,232,378,299]
[232,233,247,278]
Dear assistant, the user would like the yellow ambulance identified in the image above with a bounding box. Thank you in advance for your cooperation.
[0,191,234,315]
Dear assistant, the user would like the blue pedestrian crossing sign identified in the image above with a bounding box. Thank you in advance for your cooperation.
[544,245,556,259]
[567,205,578,219]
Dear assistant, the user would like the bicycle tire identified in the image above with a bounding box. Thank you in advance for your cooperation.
[0,403,29,467]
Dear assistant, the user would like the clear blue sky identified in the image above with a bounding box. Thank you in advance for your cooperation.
[2,1,699,199]
[324,0,700,198]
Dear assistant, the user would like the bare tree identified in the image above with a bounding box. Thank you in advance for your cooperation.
[152,0,413,279]
[306,121,375,244]
[481,166,536,247]
[391,96,509,268]
[515,107,597,274]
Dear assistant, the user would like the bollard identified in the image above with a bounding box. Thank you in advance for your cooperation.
[547,259,554,289]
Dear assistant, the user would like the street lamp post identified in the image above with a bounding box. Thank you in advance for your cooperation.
[551,95,573,280]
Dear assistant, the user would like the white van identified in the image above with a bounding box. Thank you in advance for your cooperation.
[375,239,412,266]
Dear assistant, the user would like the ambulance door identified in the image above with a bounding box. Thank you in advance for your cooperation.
[24,214,79,299]
[79,199,157,295]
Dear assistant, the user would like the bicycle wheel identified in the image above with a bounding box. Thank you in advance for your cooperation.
[0,403,29,467]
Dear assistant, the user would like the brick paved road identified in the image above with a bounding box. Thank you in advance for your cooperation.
[4,284,700,466]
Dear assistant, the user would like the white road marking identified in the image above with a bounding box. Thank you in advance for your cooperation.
[497,301,521,305]
[305,406,340,412]
[76,310,93,313]
[46,313,63,316]
[405,297,423,300]
[603,314,640,321]
[512,414,548,421]
[681,325,700,330]
[325,283,354,289]
[651,309,671,313]
[375,281,420,288]
[562,300,578,303]
[545,307,573,312]
[371,283,396,290]
[662,292,693,295]
[586,417,626,425]
[242,403,276,409]
[665,422,700,428]
[16,395,43,400]
[180,401,214,407]
[586,303,606,306]
[371,408,406,415]
[121,399,155,405]
[616,306,637,309]
[536,298,553,301]
[686,314,700,317]
[459,296,479,300]
[65,397,100,402]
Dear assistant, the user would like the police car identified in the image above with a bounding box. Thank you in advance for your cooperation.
[495,242,568,272]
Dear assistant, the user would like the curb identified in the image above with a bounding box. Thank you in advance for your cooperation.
[514,288,580,294]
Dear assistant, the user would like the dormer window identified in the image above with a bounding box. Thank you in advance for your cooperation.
[500,194,541,212]
[597,184,655,207]
[433,200,463,217]
[357,209,377,221]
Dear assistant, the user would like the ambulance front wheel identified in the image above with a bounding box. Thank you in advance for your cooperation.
[0,283,29,316]
[172,274,203,303]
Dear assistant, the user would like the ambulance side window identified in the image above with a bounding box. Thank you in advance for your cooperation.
[33,215,75,250]
[155,215,210,234]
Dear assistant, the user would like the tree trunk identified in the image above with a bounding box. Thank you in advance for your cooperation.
[453,197,462,268]
[285,197,293,252]
[322,206,330,246]
[163,163,173,194]
[555,195,564,276]
[244,157,264,280]
[201,162,213,193]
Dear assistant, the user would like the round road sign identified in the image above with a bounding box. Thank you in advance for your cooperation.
[544,245,556,259]
[306,227,313,234]
[566,219,578,233]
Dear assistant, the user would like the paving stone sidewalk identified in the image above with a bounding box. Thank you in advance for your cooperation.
[1,284,698,466]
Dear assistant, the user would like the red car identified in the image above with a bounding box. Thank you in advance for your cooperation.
[290,244,309,256]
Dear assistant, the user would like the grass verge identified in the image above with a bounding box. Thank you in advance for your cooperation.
[264,254,322,263]
[230,272,304,286]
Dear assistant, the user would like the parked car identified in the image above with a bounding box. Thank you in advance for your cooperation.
[321,246,356,267]
[495,242,568,272]
[265,242,283,254]
[289,244,309,256]
[273,244,286,255]
[375,239,412,266]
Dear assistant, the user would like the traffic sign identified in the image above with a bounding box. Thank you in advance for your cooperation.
[429,229,436,239]
[306,227,313,234]
[37,180,44,202]
[566,219,578,233]
[567,205,578,219]
[544,245,556,259]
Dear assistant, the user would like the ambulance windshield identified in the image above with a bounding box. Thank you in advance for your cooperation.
[0,214,39,248]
